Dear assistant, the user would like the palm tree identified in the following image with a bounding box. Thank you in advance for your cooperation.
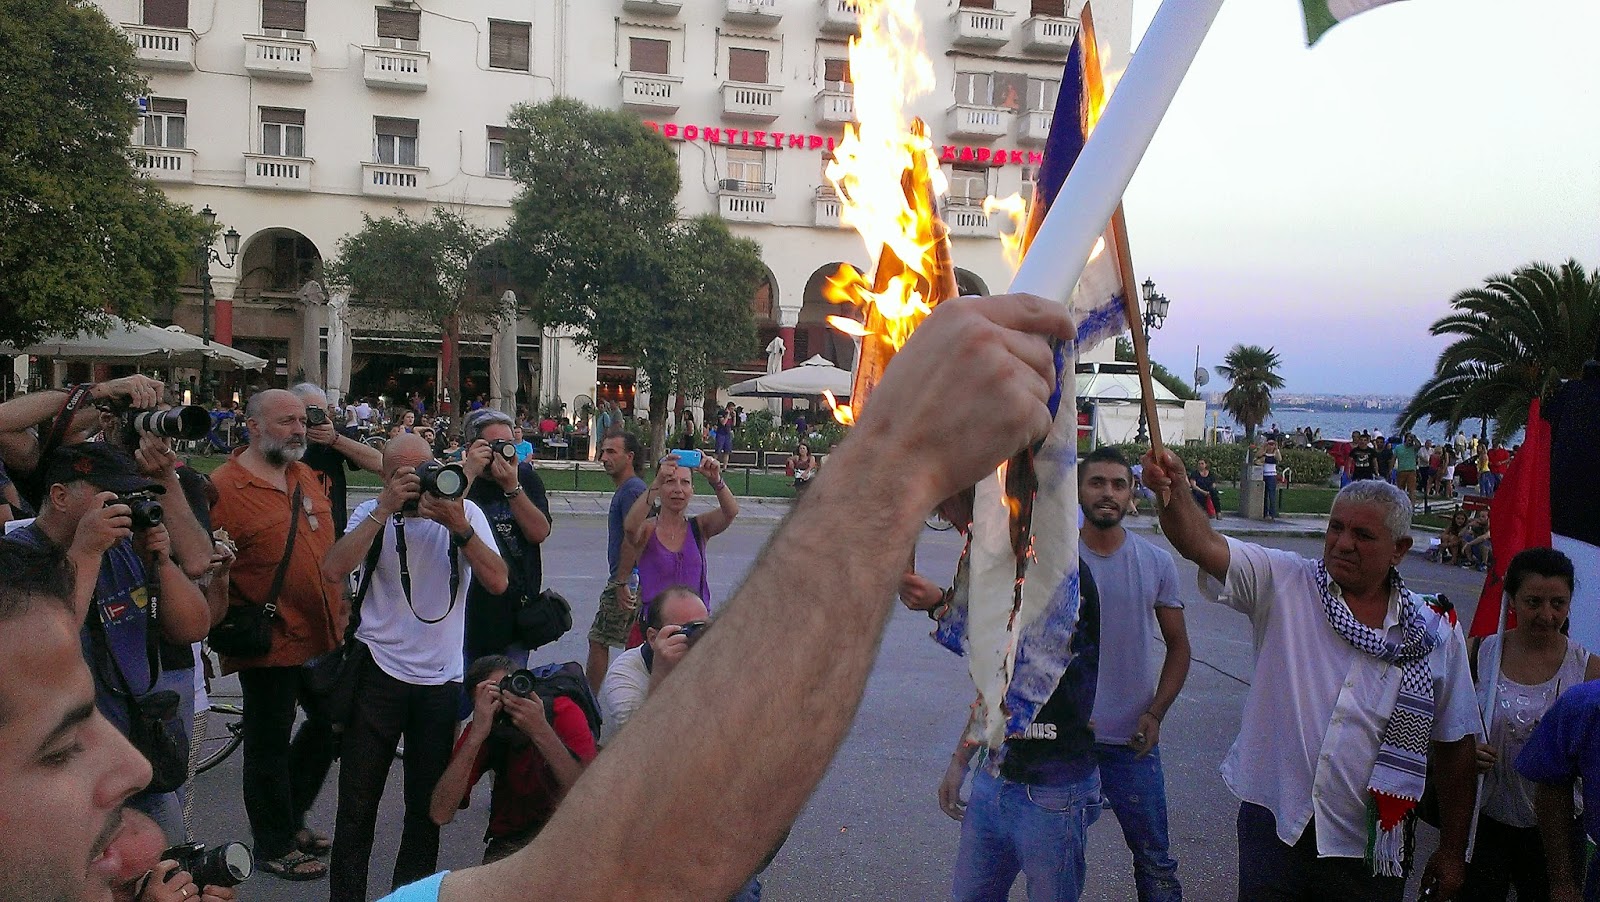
[1217,344,1285,444]
[1397,260,1600,440]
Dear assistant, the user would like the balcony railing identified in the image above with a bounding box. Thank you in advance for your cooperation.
[718,180,775,223]
[362,162,428,199]
[125,25,196,70]
[952,7,1013,48]
[1017,108,1053,145]
[243,153,313,191]
[363,47,428,91]
[814,89,854,126]
[945,205,992,238]
[135,147,196,183]
[818,0,860,33]
[946,104,1012,140]
[722,82,783,121]
[244,34,314,81]
[620,72,684,113]
[725,0,781,25]
[813,189,845,228]
[622,0,682,13]
[1020,15,1079,54]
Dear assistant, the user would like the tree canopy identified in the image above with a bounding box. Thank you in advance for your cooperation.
[1114,336,1199,401]
[1396,259,1600,440]
[1216,344,1284,443]
[0,0,207,346]
[501,98,764,457]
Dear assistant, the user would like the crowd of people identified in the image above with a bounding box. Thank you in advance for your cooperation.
[0,293,1595,902]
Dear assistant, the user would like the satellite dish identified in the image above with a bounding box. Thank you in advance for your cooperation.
[1194,367,1210,387]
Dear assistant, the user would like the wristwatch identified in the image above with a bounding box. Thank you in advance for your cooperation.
[450,529,473,548]
[503,485,523,499]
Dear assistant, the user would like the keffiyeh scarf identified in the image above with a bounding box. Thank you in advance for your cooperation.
[1313,563,1442,877]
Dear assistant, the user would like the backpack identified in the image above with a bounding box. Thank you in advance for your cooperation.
[529,661,603,743]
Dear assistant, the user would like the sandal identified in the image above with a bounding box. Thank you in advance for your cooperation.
[258,850,328,881]
[295,829,334,856]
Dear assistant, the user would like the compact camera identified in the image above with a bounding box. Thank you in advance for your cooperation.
[161,841,254,888]
[306,405,329,426]
[677,619,710,645]
[108,490,164,530]
[489,439,518,464]
[663,449,703,469]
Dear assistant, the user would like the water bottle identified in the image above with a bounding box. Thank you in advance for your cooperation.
[628,568,640,599]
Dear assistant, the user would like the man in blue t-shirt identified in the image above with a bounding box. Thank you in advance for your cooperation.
[1516,679,1600,901]
[586,432,648,693]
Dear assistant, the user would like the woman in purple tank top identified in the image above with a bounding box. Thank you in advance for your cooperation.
[618,451,741,648]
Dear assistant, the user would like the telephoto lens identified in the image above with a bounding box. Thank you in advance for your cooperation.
[489,439,518,464]
[415,460,467,499]
[130,406,211,440]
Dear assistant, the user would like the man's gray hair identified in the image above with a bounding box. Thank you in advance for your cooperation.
[289,383,328,406]
[464,408,515,446]
[1333,479,1413,541]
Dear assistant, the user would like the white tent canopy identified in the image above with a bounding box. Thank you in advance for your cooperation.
[1,317,267,371]
[728,355,851,399]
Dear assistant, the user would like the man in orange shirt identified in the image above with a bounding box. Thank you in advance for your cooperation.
[210,389,345,882]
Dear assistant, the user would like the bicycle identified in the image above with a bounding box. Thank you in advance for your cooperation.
[195,700,245,774]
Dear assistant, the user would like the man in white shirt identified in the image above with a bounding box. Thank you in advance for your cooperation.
[320,434,507,902]
[1141,449,1478,902]
[598,587,709,747]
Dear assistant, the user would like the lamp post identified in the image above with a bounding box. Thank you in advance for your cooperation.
[1134,277,1171,445]
[197,206,241,403]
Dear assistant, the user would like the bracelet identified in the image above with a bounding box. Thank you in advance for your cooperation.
[503,486,523,499]
[711,479,727,492]
[1144,709,1162,723]
[366,511,386,528]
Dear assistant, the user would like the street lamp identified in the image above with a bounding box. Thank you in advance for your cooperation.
[197,205,241,403]
[1134,278,1172,445]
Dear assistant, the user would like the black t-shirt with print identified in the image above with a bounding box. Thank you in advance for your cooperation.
[998,565,1101,785]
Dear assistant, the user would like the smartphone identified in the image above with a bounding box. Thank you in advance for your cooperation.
[663,449,703,469]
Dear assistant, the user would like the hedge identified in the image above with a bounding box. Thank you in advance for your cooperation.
[1104,443,1337,485]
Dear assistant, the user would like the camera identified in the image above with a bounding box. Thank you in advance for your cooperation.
[107,490,164,530]
[677,619,710,645]
[306,405,329,426]
[663,449,703,469]
[161,841,253,888]
[108,403,210,443]
[498,668,537,699]
[415,460,467,499]
[489,439,518,464]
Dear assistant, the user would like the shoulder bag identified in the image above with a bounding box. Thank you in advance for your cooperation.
[208,485,303,658]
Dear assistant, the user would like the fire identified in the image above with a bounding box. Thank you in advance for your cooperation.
[984,193,1030,271]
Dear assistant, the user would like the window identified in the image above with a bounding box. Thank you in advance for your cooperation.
[139,98,186,148]
[143,0,188,28]
[1021,164,1040,200]
[992,72,1028,111]
[629,37,670,75]
[488,20,530,71]
[954,72,992,105]
[727,47,770,84]
[376,7,420,50]
[1027,77,1060,111]
[822,57,851,91]
[260,107,304,157]
[959,0,996,7]
[725,148,767,189]
[486,125,508,177]
[260,0,306,36]
[1030,0,1066,15]
[374,117,419,166]
[947,163,989,206]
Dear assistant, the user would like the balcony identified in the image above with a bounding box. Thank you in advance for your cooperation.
[718,181,775,223]
[814,89,854,126]
[363,47,428,91]
[813,190,845,228]
[722,82,782,121]
[622,0,682,13]
[951,7,1013,49]
[620,71,683,113]
[243,153,313,191]
[1020,15,1079,54]
[125,25,195,70]
[362,162,428,199]
[1017,108,1053,144]
[135,147,196,183]
[725,0,781,25]
[818,0,860,33]
[244,34,314,81]
[945,205,992,238]
[946,104,1012,140]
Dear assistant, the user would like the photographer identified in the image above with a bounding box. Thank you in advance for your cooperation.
[106,808,241,902]
[0,375,166,505]
[458,409,553,662]
[597,586,709,747]
[427,655,595,864]
[1,443,211,841]
[290,383,382,539]
[320,433,506,902]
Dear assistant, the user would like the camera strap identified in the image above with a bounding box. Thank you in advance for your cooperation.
[232,484,303,618]
[85,564,162,699]
[392,516,460,625]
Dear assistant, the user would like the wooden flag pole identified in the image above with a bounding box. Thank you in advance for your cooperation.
[1108,206,1163,454]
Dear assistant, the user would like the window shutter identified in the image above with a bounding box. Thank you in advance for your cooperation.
[822,58,851,84]
[375,117,418,138]
[488,20,531,71]
[728,48,768,85]
[150,97,187,114]
[142,0,188,29]
[959,0,996,8]
[260,0,306,32]
[261,107,306,126]
[1030,0,1066,16]
[629,37,670,75]
[485,125,507,142]
[376,8,420,41]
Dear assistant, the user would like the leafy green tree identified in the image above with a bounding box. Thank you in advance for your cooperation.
[501,98,763,459]
[1397,260,1600,440]
[0,0,207,346]
[1216,344,1285,444]
[1114,336,1199,401]
[326,208,502,418]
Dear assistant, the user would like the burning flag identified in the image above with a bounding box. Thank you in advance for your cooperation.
[1302,0,1407,44]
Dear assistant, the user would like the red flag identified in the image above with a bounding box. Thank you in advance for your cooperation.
[1469,399,1552,637]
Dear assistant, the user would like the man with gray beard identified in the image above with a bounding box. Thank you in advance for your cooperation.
[210,388,345,881]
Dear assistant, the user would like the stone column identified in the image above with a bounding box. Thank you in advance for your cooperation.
[489,291,519,417]
[295,281,326,387]
[325,289,349,405]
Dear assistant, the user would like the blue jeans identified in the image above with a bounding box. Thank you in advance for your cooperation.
[1095,743,1181,902]
[952,766,1102,902]
[1263,475,1279,518]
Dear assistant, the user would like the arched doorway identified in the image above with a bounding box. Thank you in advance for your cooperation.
[954,268,990,298]
[798,263,860,370]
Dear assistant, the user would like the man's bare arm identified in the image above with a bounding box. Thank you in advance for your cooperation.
[1534,782,1580,895]
[1142,448,1230,581]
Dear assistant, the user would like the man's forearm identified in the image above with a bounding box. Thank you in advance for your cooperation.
[460,535,507,593]
[0,388,69,435]
[507,491,551,544]
[448,433,926,901]
[332,433,383,473]
[156,556,212,643]
[1534,782,1579,889]
[429,730,486,826]
[528,725,584,794]
[158,475,213,579]
[1149,639,1190,722]
[324,511,387,581]
[1431,736,1478,859]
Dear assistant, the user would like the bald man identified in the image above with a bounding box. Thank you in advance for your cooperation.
[320,433,506,902]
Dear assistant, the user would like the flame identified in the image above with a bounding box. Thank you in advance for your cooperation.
[984,193,1030,272]
[822,391,854,426]
[825,315,872,338]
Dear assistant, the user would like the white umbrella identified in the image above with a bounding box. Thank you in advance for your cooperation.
[729,355,852,399]
[0,316,267,371]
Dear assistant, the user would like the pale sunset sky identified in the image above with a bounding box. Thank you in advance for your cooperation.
[1117,0,1600,395]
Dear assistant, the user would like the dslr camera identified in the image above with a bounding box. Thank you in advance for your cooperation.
[107,490,164,530]
[488,439,518,464]
[100,399,210,445]
[403,460,467,512]
[306,405,329,426]
[491,668,539,744]
[161,841,253,888]
[499,668,537,699]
